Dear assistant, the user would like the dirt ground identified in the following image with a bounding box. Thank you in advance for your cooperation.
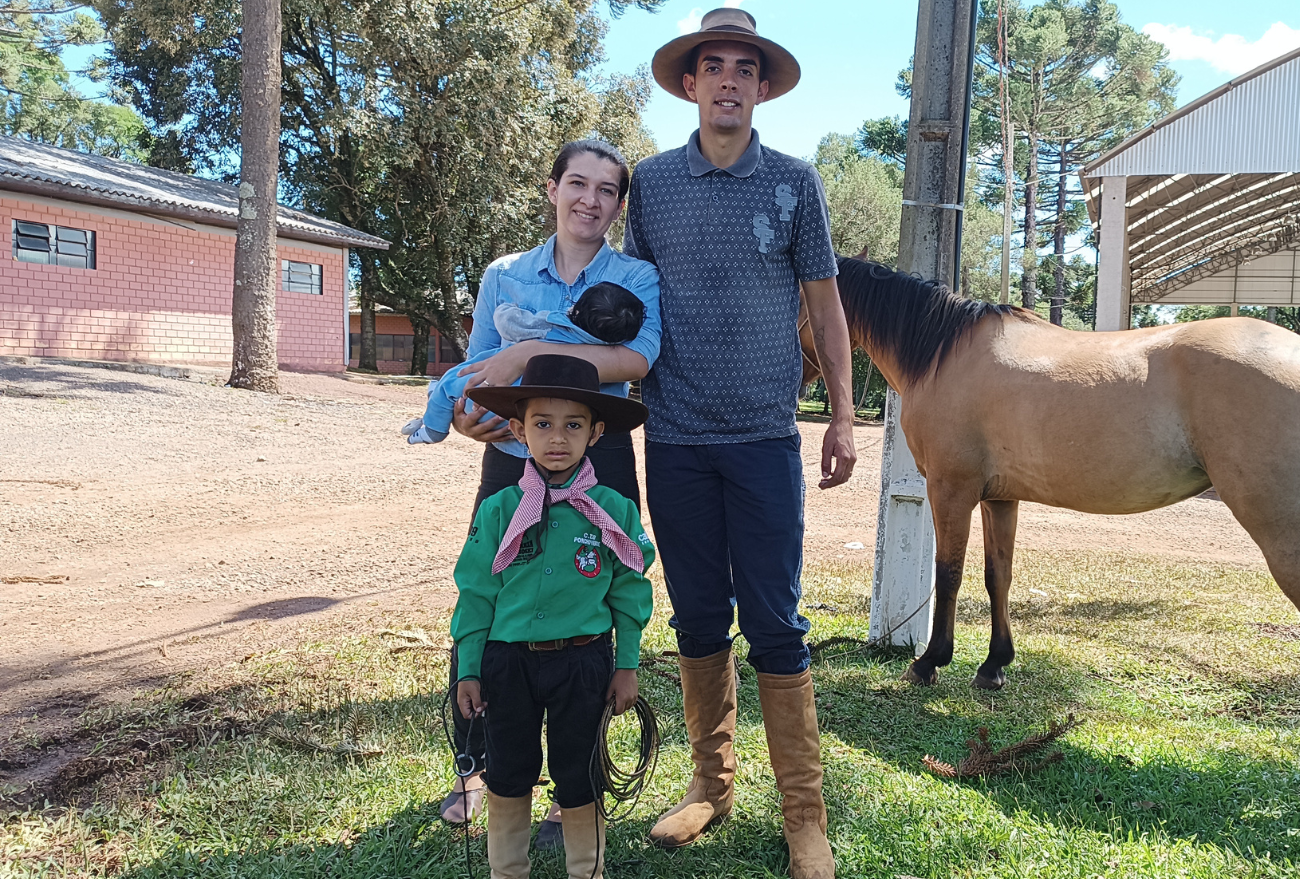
[0,360,1268,794]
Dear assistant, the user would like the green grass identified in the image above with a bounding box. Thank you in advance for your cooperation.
[3,549,1299,878]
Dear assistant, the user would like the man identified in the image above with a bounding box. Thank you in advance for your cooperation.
[622,9,856,879]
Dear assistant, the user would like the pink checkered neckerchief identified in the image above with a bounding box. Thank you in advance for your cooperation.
[491,458,645,575]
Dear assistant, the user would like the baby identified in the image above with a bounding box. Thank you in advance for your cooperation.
[402,281,646,444]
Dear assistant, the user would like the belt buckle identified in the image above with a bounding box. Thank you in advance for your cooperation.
[528,639,566,652]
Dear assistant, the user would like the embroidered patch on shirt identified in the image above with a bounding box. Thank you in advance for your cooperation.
[775,184,798,221]
[574,546,601,578]
[753,214,775,253]
[573,532,601,548]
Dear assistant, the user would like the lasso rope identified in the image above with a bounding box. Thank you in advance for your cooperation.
[441,685,661,879]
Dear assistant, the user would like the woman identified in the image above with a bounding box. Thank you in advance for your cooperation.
[439,140,661,848]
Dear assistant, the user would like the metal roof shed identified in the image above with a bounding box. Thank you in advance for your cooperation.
[1081,47,1300,330]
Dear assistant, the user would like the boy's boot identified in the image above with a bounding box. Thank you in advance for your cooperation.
[487,792,532,879]
[560,802,605,879]
[757,669,835,879]
[648,649,737,846]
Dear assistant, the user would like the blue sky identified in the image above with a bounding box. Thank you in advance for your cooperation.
[597,0,1300,160]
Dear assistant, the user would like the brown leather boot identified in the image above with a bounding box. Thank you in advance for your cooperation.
[758,669,835,879]
[487,791,532,879]
[561,802,605,879]
[648,649,738,847]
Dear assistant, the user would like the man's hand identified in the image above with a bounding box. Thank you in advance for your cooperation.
[451,396,513,443]
[802,276,857,489]
[606,669,638,716]
[819,417,856,489]
[457,679,486,720]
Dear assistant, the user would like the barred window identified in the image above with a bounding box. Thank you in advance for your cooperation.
[12,220,96,269]
[281,260,322,295]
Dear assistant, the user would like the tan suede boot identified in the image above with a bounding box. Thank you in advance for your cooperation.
[758,669,835,879]
[487,792,532,879]
[648,649,738,847]
[560,802,605,879]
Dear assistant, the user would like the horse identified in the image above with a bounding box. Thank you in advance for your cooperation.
[800,255,1300,690]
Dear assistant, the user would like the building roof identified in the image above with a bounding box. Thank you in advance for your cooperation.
[1081,48,1300,303]
[0,135,389,251]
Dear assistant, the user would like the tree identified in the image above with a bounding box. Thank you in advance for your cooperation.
[814,133,904,262]
[1,0,146,157]
[227,0,281,391]
[971,0,1177,320]
[99,0,662,376]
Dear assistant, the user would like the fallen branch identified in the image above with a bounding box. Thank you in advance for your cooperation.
[923,714,1082,779]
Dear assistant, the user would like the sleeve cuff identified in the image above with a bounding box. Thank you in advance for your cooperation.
[614,625,643,669]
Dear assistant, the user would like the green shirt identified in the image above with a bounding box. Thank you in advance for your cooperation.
[450,473,656,680]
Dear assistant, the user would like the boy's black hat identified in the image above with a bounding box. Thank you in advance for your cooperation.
[466,354,648,433]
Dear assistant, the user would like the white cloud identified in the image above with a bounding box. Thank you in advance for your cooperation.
[1143,21,1300,76]
[676,7,705,34]
[677,1,744,35]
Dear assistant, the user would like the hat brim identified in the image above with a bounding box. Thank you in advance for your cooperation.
[652,30,800,101]
[466,385,649,435]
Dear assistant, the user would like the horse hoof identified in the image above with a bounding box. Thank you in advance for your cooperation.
[902,664,937,686]
[971,672,1005,691]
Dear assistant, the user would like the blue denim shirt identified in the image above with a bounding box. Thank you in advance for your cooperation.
[466,236,662,457]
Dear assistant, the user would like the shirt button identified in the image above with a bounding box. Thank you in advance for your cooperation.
[551,521,559,528]
[537,612,545,619]
[712,194,720,202]
[544,567,553,575]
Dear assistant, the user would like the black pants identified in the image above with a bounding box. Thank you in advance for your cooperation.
[480,637,613,807]
[449,433,639,770]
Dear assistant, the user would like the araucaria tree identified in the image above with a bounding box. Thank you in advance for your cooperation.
[1,0,146,156]
[96,0,662,375]
[972,0,1177,321]
[227,0,281,392]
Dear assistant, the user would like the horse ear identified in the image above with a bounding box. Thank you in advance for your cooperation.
[855,245,870,261]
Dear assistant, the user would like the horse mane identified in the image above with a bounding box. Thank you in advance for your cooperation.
[835,255,1026,386]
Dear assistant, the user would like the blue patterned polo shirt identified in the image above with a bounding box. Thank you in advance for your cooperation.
[623,129,837,444]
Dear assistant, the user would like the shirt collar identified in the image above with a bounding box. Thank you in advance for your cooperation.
[538,234,614,286]
[686,128,763,178]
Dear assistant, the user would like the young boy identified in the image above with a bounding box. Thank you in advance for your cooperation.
[451,353,655,879]
[403,281,646,444]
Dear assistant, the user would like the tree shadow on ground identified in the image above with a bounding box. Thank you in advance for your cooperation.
[0,364,195,399]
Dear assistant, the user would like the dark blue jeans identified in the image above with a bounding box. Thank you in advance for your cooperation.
[645,435,811,676]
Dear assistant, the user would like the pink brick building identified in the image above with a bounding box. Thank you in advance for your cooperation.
[0,136,388,372]
[347,311,470,376]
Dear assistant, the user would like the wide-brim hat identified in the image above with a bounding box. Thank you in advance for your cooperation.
[652,8,800,102]
[466,353,648,434]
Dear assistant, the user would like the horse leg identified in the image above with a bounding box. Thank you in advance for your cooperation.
[1203,462,1300,612]
[973,500,1018,690]
[903,491,975,686]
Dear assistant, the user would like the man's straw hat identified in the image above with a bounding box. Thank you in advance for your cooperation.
[652,8,801,101]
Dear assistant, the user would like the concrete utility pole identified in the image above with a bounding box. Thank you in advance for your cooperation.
[870,0,978,651]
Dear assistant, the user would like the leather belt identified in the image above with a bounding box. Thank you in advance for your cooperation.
[528,632,606,652]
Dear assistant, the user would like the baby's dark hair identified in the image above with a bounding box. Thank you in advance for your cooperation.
[568,281,645,345]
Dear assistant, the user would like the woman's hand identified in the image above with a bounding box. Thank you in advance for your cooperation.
[456,341,539,392]
[451,397,512,443]
[457,679,485,720]
[606,669,638,716]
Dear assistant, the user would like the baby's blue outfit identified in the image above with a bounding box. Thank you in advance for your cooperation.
[404,236,661,455]
[406,305,604,443]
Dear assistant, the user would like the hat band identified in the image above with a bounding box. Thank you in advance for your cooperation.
[703,24,757,35]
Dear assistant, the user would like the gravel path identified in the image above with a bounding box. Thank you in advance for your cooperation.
[0,360,1266,787]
